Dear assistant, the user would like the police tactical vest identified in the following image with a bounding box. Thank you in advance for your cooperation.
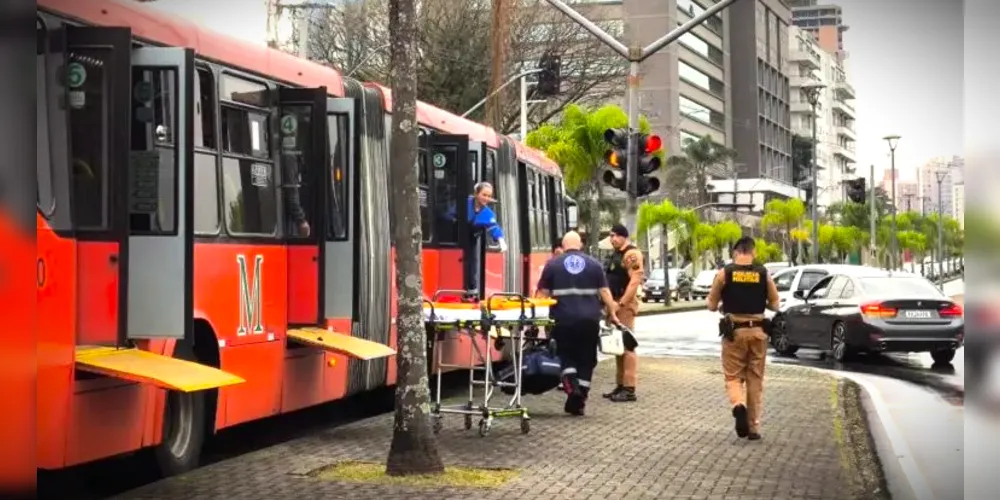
[604,244,636,300]
[720,263,768,315]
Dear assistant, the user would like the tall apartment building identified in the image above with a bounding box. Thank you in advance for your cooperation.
[953,182,964,228]
[786,25,856,210]
[879,169,919,213]
[787,0,849,56]
[917,156,962,218]
[728,0,793,186]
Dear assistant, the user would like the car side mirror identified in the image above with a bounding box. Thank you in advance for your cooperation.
[792,290,805,300]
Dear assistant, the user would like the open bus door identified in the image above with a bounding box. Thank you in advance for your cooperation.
[420,134,472,295]
[64,27,242,392]
[280,91,393,360]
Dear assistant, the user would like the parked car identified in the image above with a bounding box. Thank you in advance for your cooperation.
[767,264,861,318]
[764,262,791,274]
[643,268,668,302]
[691,269,716,300]
[769,267,963,364]
[643,268,693,302]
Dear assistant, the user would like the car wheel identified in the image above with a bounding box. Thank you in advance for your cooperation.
[642,297,649,303]
[930,348,956,365]
[770,316,799,356]
[830,321,851,362]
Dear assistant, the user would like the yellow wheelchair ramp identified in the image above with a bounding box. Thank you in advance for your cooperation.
[75,346,245,392]
[287,328,396,360]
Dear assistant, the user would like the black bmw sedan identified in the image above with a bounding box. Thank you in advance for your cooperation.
[769,267,963,364]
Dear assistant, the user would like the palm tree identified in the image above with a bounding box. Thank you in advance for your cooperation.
[712,221,742,263]
[760,198,806,264]
[527,104,655,252]
[664,134,738,207]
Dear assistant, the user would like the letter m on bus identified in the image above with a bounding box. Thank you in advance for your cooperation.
[236,254,265,336]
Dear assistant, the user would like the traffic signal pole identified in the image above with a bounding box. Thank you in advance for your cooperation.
[543,0,745,234]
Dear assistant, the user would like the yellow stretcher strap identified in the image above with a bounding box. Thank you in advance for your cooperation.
[75,346,245,393]
[287,328,396,360]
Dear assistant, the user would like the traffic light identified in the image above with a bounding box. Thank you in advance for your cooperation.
[636,133,662,196]
[536,51,562,97]
[602,128,628,191]
[845,177,866,203]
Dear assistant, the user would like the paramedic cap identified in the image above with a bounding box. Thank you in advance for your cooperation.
[610,223,629,238]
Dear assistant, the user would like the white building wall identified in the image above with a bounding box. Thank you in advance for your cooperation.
[786,26,856,211]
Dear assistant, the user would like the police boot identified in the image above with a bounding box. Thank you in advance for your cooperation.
[602,385,624,399]
[609,387,637,402]
[564,393,585,416]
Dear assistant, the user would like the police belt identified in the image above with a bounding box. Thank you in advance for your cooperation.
[732,319,767,330]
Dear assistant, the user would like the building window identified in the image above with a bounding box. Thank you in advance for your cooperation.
[680,95,725,129]
[679,61,724,97]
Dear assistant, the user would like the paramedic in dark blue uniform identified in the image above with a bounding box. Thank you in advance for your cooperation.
[536,231,620,416]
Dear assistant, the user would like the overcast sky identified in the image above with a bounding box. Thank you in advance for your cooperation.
[833,0,963,181]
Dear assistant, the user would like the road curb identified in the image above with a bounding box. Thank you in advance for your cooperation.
[821,372,934,500]
[636,302,705,317]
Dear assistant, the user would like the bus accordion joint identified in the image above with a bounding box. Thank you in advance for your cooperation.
[286,327,396,360]
[75,345,246,392]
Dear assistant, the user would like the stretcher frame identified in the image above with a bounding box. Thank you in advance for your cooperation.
[424,290,556,437]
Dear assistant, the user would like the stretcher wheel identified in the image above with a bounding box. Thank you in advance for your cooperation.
[520,418,530,434]
[464,414,473,430]
[432,417,442,434]
[478,419,490,437]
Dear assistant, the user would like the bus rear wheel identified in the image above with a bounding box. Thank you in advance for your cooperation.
[153,343,207,477]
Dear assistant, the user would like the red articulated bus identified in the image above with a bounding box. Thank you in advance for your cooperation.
[34,0,570,480]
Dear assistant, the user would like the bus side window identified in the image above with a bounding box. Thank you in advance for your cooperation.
[484,149,499,248]
[418,150,432,242]
[193,67,220,234]
[540,174,550,248]
[129,66,178,234]
[527,169,538,250]
[432,146,459,245]
[327,113,349,240]
[36,20,55,219]
[554,180,565,235]
[219,74,277,236]
[68,47,113,230]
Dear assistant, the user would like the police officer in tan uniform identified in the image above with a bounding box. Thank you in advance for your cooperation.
[602,223,644,403]
[706,236,780,440]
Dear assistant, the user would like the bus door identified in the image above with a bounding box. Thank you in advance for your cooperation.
[322,98,358,324]
[420,134,471,294]
[66,28,241,392]
[278,87,329,326]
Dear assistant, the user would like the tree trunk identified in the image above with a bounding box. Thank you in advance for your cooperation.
[385,0,445,477]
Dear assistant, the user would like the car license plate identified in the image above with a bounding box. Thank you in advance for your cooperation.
[903,310,933,319]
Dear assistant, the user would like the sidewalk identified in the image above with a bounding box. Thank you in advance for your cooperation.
[637,299,705,316]
[116,357,887,500]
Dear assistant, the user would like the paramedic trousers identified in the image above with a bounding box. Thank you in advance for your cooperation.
[551,319,601,399]
[615,307,638,388]
[721,327,768,433]
[464,239,482,295]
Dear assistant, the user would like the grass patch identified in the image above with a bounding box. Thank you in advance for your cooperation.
[312,461,518,489]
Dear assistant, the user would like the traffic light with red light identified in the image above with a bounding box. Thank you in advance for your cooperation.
[636,133,662,196]
[602,128,628,191]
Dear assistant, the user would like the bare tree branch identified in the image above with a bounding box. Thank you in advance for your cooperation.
[306,0,624,130]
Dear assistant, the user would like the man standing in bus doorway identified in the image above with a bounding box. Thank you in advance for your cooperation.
[706,236,780,440]
[465,182,507,296]
[602,223,644,403]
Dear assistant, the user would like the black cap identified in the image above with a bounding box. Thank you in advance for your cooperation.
[610,223,629,238]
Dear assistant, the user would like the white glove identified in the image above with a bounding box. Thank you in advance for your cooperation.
[498,238,508,253]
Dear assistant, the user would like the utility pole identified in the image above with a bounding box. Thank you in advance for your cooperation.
[935,170,947,286]
[902,193,914,213]
[542,0,745,234]
[869,164,877,267]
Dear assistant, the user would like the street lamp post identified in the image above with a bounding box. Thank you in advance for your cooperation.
[803,84,824,263]
[883,135,901,269]
[935,170,948,286]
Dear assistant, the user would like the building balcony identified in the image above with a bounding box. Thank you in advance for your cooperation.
[789,74,821,89]
[789,48,821,70]
[832,143,856,161]
[835,125,856,140]
[831,98,854,114]
[834,80,855,99]
[791,100,816,114]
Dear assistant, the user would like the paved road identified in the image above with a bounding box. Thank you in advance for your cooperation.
[633,279,971,500]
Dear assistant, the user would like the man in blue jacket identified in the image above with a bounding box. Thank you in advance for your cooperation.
[455,182,507,295]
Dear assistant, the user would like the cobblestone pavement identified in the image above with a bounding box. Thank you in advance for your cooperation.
[116,357,883,500]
